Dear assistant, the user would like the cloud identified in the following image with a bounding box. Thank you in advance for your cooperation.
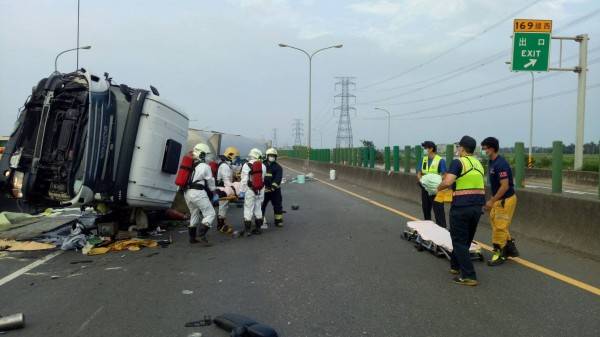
[348,1,402,16]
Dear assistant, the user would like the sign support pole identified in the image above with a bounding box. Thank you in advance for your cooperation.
[528,72,535,168]
[574,34,588,171]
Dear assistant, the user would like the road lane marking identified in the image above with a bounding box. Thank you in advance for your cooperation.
[0,250,63,287]
[283,164,600,297]
[75,305,104,335]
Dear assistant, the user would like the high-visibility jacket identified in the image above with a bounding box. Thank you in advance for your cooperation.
[421,154,442,175]
[454,156,485,195]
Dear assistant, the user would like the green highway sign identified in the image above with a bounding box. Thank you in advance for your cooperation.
[512,32,551,72]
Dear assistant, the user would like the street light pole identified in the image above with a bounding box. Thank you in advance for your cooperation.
[279,43,343,169]
[54,45,92,73]
[374,107,391,148]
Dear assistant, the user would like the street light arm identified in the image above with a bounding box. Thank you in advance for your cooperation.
[310,44,343,59]
[280,44,310,59]
[54,46,92,73]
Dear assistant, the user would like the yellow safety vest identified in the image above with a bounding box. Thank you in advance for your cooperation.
[421,154,442,175]
[454,156,485,195]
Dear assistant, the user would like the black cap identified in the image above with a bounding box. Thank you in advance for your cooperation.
[458,135,476,153]
[421,141,436,149]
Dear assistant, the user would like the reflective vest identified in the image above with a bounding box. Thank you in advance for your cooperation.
[454,156,485,195]
[421,154,442,175]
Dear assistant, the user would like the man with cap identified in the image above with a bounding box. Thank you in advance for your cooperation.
[481,137,519,266]
[437,135,485,286]
[417,141,447,228]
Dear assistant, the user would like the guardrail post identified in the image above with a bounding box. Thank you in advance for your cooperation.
[369,147,375,169]
[393,146,400,172]
[552,141,563,193]
[414,145,423,173]
[514,142,525,189]
[404,146,411,173]
[384,146,391,171]
[446,144,454,167]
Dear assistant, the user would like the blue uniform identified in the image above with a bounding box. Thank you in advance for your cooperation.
[488,155,515,199]
[447,159,485,207]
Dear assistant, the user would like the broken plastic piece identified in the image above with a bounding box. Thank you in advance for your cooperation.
[184,315,212,327]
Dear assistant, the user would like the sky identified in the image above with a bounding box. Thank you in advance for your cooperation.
[0,0,599,150]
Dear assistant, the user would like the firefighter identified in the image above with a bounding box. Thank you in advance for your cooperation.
[216,146,240,234]
[184,143,219,245]
[239,148,266,236]
[261,148,284,228]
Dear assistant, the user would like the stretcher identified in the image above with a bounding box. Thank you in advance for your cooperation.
[402,220,484,261]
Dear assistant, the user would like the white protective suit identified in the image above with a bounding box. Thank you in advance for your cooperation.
[184,161,217,228]
[240,159,267,221]
[217,161,234,218]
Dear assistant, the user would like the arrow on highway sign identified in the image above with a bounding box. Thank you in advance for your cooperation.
[523,59,537,68]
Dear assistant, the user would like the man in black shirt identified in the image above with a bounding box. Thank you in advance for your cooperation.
[481,137,520,266]
[437,136,485,286]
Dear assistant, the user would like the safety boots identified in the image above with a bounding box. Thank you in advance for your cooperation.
[243,220,253,237]
[188,226,199,244]
[197,225,212,246]
[505,239,520,257]
[487,244,507,266]
[217,218,226,231]
[252,218,263,235]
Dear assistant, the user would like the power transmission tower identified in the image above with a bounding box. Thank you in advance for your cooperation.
[292,119,304,146]
[272,128,278,148]
[334,77,356,148]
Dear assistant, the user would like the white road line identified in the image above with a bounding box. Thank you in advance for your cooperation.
[75,306,104,335]
[0,250,63,287]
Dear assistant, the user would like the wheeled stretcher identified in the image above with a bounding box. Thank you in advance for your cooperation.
[402,220,484,261]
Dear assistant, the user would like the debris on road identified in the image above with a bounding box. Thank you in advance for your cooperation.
[0,239,55,251]
[184,315,212,327]
[85,239,159,255]
[0,313,25,331]
[181,290,194,295]
[291,204,300,210]
[214,313,279,337]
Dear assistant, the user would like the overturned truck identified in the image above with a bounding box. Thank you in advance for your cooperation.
[0,69,189,218]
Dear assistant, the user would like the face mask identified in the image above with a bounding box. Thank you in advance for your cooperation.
[268,156,276,162]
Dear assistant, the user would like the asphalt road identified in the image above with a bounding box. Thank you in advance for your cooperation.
[1,167,599,337]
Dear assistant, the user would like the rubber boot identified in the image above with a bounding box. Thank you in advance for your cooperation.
[505,239,520,257]
[253,218,263,235]
[188,227,199,244]
[217,218,225,231]
[487,244,507,266]
[274,215,283,228]
[197,224,212,246]
[243,220,253,237]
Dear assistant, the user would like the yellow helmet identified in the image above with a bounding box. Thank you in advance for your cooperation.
[223,146,240,161]
[193,143,211,160]
[266,148,278,156]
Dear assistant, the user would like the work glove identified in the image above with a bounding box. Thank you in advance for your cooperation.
[212,194,220,205]
[238,191,246,199]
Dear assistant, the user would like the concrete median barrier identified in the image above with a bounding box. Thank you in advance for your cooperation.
[283,158,600,258]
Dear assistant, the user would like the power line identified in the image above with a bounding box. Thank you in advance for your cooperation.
[360,7,600,93]
[359,0,543,90]
[388,82,600,121]
[363,55,600,119]
[362,47,600,106]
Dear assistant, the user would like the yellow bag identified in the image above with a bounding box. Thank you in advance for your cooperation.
[434,189,453,203]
